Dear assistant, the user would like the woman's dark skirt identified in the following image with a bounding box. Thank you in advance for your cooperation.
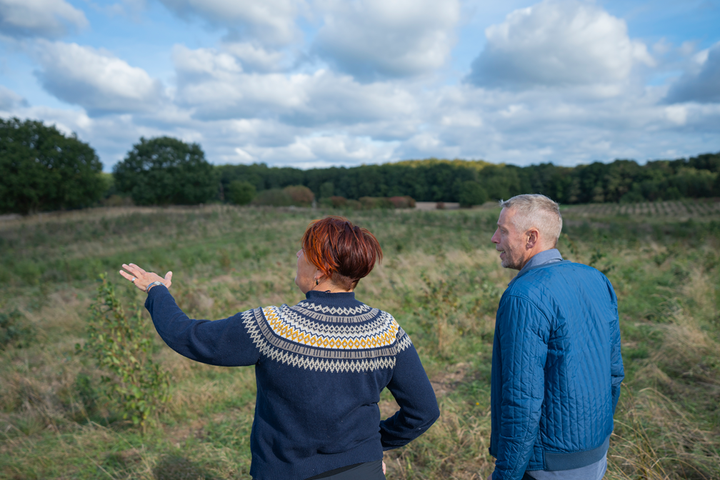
[305,460,386,480]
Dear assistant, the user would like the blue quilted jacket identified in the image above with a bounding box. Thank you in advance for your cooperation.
[489,260,624,479]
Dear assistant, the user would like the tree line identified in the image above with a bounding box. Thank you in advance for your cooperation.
[1,117,719,214]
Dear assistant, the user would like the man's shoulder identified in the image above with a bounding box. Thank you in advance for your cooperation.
[519,260,604,280]
[507,261,609,298]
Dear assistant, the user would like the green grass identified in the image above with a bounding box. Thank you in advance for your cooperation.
[1,203,719,479]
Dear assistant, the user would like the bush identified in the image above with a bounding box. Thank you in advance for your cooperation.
[228,180,256,205]
[359,197,393,209]
[389,196,416,209]
[0,308,35,350]
[102,194,134,207]
[330,196,348,208]
[113,137,217,206]
[252,188,293,206]
[0,117,105,214]
[283,185,314,206]
[77,274,170,429]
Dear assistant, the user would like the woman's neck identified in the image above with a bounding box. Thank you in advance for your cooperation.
[311,280,352,294]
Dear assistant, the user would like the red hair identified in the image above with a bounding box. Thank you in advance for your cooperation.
[302,216,383,290]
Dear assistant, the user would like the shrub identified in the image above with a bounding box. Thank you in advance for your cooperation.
[346,199,362,210]
[359,197,393,209]
[252,188,293,206]
[283,185,314,206]
[228,180,256,205]
[0,308,35,350]
[320,196,364,210]
[102,194,134,207]
[76,274,170,429]
[388,196,416,209]
[330,196,348,208]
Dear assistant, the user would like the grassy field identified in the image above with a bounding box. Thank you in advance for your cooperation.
[1,202,719,479]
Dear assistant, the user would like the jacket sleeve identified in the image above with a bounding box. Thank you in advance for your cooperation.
[492,295,550,480]
[607,280,624,413]
[144,285,261,367]
[379,336,440,450]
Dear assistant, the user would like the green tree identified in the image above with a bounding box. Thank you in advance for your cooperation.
[459,181,489,207]
[0,117,105,214]
[319,181,334,199]
[113,137,217,205]
[228,180,256,205]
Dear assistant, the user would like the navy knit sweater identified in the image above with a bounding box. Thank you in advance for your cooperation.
[145,287,439,480]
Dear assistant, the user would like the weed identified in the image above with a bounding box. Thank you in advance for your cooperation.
[0,308,35,350]
[76,274,171,430]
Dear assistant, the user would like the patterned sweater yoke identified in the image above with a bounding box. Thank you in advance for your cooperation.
[242,300,413,372]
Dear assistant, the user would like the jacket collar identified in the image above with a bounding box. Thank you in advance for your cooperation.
[510,248,564,286]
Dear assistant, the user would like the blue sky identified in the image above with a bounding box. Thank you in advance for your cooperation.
[1,0,719,171]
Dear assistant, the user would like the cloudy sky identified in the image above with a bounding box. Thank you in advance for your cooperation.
[1,0,719,170]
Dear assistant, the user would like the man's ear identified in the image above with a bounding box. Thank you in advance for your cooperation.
[526,229,539,249]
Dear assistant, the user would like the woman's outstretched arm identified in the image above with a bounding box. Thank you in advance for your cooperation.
[119,263,261,367]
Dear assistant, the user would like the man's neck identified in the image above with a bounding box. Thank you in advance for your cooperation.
[518,248,563,273]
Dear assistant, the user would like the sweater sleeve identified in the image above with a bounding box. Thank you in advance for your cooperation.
[144,285,261,367]
[492,296,550,480]
[607,280,624,414]
[379,338,440,450]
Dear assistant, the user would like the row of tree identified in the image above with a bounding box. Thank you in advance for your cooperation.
[217,155,720,206]
[1,117,719,214]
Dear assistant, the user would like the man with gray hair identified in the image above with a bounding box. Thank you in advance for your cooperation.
[487,194,624,480]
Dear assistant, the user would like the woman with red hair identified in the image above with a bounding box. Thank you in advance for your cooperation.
[120,216,439,480]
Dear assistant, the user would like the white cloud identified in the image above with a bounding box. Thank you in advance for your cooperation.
[664,105,687,125]
[173,46,418,124]
[173,45,243,82]
[241,133,398,168]
[33,41,166,115]
[665,42,720,104]
[157,0,304,46]
[312,0,460,80]
[94,0,147,21]
[173,45,306,118]
[467,0,654,90]
[0,85,28,110]
[0,0,87,38]
[222,42,288,72]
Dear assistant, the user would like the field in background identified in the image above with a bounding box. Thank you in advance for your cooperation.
[1,202,719,479]
[562,199,720,218]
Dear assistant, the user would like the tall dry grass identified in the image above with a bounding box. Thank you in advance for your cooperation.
[1,205,719,478]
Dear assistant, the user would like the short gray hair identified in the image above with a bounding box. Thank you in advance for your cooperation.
[500,194,562,246]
